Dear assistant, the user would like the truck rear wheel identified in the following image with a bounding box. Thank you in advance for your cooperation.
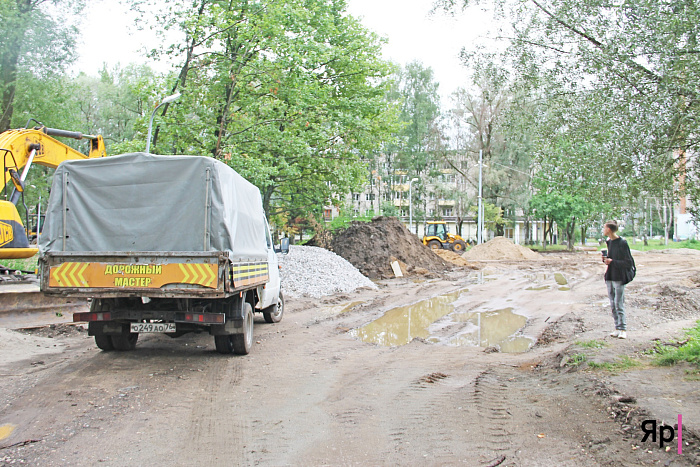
[232,303,254,355]
[263,291,284,323]
[112,330,138,351]
[452,240,467,252]
[94,333,114,351]
[214,302,254,355]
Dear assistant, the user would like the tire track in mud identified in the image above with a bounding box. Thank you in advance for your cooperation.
[382,367,514,465]
[470,366,602,466]
[178,357,248,465]
[375,361,480,464]
[472,368,516,458]
[214,319,338,465]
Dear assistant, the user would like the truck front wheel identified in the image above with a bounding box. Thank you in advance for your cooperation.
[428,239,442,250]
[263,291,284,323]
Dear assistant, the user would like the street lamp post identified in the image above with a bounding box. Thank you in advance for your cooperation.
[477,149,483,244]
[409,177,419,235]
[146,92,181,153]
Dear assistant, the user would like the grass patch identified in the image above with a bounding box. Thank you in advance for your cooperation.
[575,339,606,349]
[528,244,570,252]
[0,257,38,273]
[620,238,700,252]
[588,355,641,372]
[652,320,700,367]
[564,353,588,367]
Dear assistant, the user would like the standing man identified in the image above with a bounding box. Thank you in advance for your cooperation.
[602,220,635,339]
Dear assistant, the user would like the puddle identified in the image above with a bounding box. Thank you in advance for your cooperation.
[554,273,568,286]
[350,291,533,352]
[441,308,533,352]
[323,301,364,314]
[349,290,465,346]
[525,272,569,291]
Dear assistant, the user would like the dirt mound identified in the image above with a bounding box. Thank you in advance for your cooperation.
[433,248,480,269]
[462,236,542,261]
[330,216,449,279]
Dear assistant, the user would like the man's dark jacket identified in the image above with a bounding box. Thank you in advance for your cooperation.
[605,237,635,283]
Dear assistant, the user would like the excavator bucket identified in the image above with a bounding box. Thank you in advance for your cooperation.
[0,200,39,259]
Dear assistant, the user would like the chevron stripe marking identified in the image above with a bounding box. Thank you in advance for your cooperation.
[77,263,88,286]
[179,264,190,283]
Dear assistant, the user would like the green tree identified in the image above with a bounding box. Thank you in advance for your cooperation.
[447,57,533,238]
[0,0,84,130]
[389,61,443,232]
[131,0,399,227]
[438,0,699,222]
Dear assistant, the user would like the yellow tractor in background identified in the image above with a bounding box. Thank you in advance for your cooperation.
[422,220,468,252]
[1,123,106,268]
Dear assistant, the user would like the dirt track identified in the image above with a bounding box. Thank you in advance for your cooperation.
[1,250,699,465]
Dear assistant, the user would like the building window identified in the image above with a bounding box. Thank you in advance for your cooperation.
[443,207,453,217]
[324,208,332,220]
[353,208,360,217]
[366,193,375,201]
[400,209,408,217]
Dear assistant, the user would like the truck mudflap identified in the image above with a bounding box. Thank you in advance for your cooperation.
[40,251,227,298]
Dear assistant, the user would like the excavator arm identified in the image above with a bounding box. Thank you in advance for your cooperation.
[1,126,106,189]
[0,125,106,260]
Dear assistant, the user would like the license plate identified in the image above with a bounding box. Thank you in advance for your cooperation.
[130,323,176,333]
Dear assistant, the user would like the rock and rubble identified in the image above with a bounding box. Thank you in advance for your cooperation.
[279,245,377,298]
[330,216,449,279]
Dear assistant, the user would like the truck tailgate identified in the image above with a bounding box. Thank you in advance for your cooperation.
[40,251,227,298]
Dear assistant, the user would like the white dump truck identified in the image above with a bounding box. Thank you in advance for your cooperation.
[39,153,287,355]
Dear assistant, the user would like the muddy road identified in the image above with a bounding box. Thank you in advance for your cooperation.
[1,251,699,465]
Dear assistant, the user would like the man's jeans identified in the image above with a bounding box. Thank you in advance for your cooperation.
[606,280,626,331]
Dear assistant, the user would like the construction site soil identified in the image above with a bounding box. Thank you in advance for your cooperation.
[1,227,699,466]
[329,216,448,279]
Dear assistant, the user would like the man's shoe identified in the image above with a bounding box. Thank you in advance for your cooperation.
[618,331,627,339]
[610,330,620,337]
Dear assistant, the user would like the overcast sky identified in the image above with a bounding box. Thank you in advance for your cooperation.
[74,1,494,104]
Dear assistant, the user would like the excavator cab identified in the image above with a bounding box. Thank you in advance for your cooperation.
[1,149,38,259]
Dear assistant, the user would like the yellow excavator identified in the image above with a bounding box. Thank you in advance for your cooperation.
[1,123,106,266]
[423,220,468,252]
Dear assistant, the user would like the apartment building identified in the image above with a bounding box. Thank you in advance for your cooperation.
[324,153,544,244]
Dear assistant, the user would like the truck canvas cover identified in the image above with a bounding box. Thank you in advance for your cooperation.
[39,153,268,262]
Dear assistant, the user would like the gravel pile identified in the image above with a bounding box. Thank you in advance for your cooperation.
[279,245,378,298]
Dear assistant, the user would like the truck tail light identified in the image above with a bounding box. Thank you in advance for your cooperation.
[182,313,225,324]
[73,312,111,322]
